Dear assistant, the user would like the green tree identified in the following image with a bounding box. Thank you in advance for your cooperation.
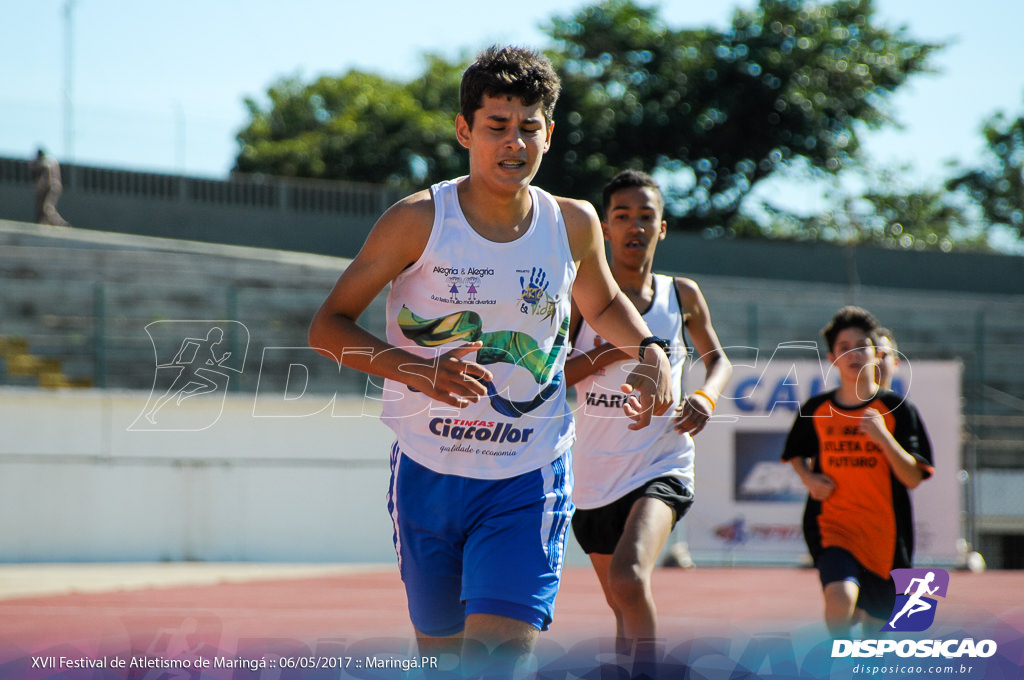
[233,0,947,245]
[947,108,1024,241]
[235,65,465,187]
[744,167,985,251]
[536,0,940,231]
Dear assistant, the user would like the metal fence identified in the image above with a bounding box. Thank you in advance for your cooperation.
[0,156,402,218]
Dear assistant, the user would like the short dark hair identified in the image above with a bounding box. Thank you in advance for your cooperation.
[822,305,881,354]
[460,46,560,128]
[877,326,898,353]
[602,169,665,218]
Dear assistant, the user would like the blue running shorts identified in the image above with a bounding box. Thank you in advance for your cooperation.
[387,443,574,636]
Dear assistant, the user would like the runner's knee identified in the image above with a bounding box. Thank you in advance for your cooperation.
[607,562,649,606]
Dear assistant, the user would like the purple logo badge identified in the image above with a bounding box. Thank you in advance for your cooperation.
[883,568,950,632]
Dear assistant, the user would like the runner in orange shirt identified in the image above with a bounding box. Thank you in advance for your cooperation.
[781,306,934,638]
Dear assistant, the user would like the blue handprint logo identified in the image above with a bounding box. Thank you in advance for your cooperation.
[520,267,549,305]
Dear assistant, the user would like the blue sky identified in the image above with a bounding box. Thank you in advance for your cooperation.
[2,0,1022,220]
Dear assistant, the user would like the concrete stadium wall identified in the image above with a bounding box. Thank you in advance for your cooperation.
[0,387,599,566]
[652,232,1024,296]
[0,157,404,258]
[0,388,401,563]
[3,156,1023,295]
[4,387,1021,566]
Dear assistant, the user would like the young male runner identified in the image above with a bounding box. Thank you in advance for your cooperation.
[565,170,732,652]
[309,47,673,674]
[781,306,934,638]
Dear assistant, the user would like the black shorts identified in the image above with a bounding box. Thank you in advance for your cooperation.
[571,476,694,555]
[816,546,896,621]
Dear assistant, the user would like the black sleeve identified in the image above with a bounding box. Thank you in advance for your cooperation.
[781,399,820,463]
[890,396,935,479]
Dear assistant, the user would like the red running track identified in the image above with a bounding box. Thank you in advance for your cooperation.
[2,565,1022,660]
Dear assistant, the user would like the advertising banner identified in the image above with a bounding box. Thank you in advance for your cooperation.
[683,348,963,568]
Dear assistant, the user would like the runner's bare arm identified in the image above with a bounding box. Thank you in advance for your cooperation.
[563,305,631,387]
[788,457,836,501]
[308,192,492,407]
[858,408,926,489]
[564,341,631,388]
[673,277,732,436]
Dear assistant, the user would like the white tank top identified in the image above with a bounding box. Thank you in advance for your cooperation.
[381,178,577,479]
[572,273,695,508]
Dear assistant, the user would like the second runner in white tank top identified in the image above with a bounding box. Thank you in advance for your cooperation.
[572,274,695,509]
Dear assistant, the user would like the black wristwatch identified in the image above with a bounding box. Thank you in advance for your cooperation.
[638,336,671,361]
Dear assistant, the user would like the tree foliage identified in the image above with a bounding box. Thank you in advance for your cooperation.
[947,109,1024,240]
[235,61,465,186]
[536,0,939,231]
[740,167,985,250]
[233,0,969,248]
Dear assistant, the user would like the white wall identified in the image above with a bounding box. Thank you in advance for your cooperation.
[0,387,400,562]
[3,361,990,567]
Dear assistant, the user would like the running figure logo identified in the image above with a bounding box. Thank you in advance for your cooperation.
[130,321,248,431]
[883,568,950,632]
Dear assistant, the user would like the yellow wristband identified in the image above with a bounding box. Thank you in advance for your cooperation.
[692,389,717,412]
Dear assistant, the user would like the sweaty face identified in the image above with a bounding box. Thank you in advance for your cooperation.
[603,186,666,267]
[456,94,552,193]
